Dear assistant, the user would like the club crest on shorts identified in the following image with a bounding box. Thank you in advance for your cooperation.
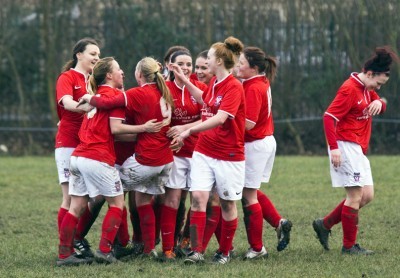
[353,172,360,182]
[64,168,70,179]
[115,181,121,192]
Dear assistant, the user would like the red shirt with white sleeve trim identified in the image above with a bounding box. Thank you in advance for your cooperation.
[195,74,246,161]
[55,69,88,148]
[324,72,386,154]
[167,79,207,157]
[72,85,125,166]
[243,75,274,142]
[124,84,173,166]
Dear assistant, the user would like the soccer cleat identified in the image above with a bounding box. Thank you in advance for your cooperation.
[94,250,118,264]
[56,252,93,267]
[158,249,176,262]
[312,218,331,250]
[131,242,144,256]
[175,237,191,258]
[139,249,158,260]
[341,244,374,255]
[276,219,292,251]
[184,251,205,264]
[113,241,135,259]
[74,238,94,258]
[212,251,230,265]
[243,246,268,260]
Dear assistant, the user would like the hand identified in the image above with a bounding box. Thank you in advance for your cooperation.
[367,100,382,116]
[330,148,341,168]
[76,94,93,108]
[143,119,164,133]
[170,136,184,152]
[167,125,186,138]
[169,63,187,84]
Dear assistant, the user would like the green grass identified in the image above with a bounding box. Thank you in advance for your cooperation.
[0,156,399,277]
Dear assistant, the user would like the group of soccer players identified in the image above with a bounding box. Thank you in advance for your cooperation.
[54,36,398,266]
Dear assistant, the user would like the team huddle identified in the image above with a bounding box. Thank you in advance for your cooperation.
[54,37,398,267]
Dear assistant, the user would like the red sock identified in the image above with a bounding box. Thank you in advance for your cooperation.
[58,212,78,259]
[130,208,142,242]
[152,199,162,243]
[160,205,178,252]
[243,203,263,251]
[214,210,222,244]
[74,204,91,240]
[257,190,281,228]
[323,199,345,230]
[182,208,191,238]
[219,218,238,256]
[99,207,123,253]
[57,207,68,233]
[341,205,359,249]
[202,206,221,252]
[115,206,130,246]
[189,211,206,253]
[137,204,156,253]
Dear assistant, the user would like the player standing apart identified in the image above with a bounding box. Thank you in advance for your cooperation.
[236,47,292,260]
[313,46,398,255]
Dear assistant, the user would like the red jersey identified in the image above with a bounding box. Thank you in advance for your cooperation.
[167,79,207,157]
[195,74,246,161]
[72,85,125,166]
[55,69,88,148]
[124,84,173,166]
[324,73,386,154]
[243,75,274,142]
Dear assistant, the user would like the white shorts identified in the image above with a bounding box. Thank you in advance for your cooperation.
[69,156,123,198]
[166,156,192,190]
[328,141,373,188]
[190,151,245,201]
[120,154,172,195]
[244,136,276,188]
[55,147,75,184]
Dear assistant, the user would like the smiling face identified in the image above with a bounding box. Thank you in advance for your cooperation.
[236,53,257,79]
[172,54,192,79]
[195,56,213,84]
[76,44,100,74]
[108,60,124,89]
[365,72,389,91]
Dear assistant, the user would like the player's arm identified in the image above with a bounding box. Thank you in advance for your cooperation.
[62,96,93,113]
[170,63,204,104]
[109,118,164,135]
[323,113,341,167]
[77,93,126,110]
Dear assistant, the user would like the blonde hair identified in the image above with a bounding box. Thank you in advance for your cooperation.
[211,36,244,70]
[88,57,114,95]
[136,57,174,110]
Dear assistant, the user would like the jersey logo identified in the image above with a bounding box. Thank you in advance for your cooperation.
[215,96,223,106]
[357,100,363,105]
[74,85,81,90]
[353,172,360,182]
[174,108,188,118]
[190,96,197,104]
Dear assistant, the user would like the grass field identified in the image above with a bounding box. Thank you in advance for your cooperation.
[0,156,399,277]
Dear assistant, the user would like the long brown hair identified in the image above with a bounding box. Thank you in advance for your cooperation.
[88,57,114,95]
[211,36,244,70]
[61,38,99,72]
[243,46,278,82]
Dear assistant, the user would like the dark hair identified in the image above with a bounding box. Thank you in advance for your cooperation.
[243,47,278,82]
[197,50,208,60]
[363,46,399,76]
[168,50,192,81]
[88,57,114,95]
[62,37,99,72]
[163,45,190,63]
[211,36,244,70]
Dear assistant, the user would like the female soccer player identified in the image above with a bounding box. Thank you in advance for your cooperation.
[172,36,245,265]
[159,50,207,261]
[236,47,292,259]
[55,38,100,259]
[195,50,214,85]
[313,46,398,255]
[57,57,126,266]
